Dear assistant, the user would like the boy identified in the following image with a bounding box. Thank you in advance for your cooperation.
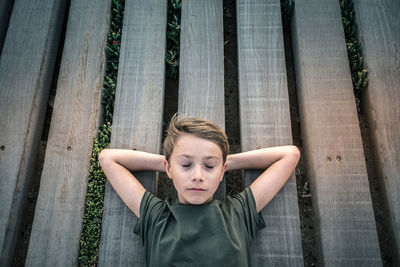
[99,114,300,266]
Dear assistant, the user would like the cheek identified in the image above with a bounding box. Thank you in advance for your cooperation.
[217,168,225,180]
[169,167,185,181]
[166,167,173,179]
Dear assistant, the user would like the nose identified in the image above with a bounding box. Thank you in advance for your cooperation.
[191,165,204,182]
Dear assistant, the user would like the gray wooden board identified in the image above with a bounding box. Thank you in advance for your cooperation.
[179,0,225,199]
[291,0,382,265]
[0,0,66,265]
[98,0,167,266]
[0,0,15,54]
[237,0,303,265]
[23,0,111,265]
[353,0,400,255]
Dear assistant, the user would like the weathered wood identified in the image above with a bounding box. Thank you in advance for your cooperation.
[179,0,225,199]
[353,0,400,257]
[179,0,224,125]
[0,0,15,54]
[291,0,382,265]
[98,0,167,266]
[0,0,66,266]
[237,0,303,265]
[23,0,110,265]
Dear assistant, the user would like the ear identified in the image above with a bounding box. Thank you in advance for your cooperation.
[164,159,173,179]
[219,161,228,182]
[223,161,228,172]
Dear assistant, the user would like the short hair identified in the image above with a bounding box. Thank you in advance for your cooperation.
[163,114,229,163]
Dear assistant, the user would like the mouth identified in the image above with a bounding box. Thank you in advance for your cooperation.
[188,188,206,192]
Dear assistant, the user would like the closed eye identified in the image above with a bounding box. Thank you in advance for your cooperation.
[205,165,214,169]
[182,164,191,168]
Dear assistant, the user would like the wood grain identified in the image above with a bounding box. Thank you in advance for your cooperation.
[23,0,111,265]
[353,0,400,257]
[237,0,303,265]
[291,0,382,265]
[0,0,66,265]
[98,0,167,266]
[179,0,226,199]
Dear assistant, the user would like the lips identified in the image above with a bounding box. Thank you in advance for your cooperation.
[188,188,206,191]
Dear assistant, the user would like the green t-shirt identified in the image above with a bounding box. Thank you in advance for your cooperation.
[133,187,266,267]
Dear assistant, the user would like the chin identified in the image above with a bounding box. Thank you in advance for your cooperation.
[182,196,211,205]
[190,197,213,205]
[189,200,207,205]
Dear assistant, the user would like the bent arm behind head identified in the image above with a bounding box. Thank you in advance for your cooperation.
[98,149,166,217]
[226,146,300,212]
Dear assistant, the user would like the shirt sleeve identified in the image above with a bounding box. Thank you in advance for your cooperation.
[133,191,165,244]
[230,187,266,240]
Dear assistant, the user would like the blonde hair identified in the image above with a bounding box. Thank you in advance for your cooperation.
[163,114,229,163]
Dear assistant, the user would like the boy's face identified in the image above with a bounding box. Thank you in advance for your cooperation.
[164,134,227,205]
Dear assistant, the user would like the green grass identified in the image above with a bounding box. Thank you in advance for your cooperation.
[165,0,181,79]
[340,0,368,110]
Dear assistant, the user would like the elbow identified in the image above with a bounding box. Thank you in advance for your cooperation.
[98,148,112,166]
[292,145,301,158]
[289,145,301,163]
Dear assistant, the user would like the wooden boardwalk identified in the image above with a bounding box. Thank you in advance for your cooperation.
[98,0,167,266]
[291,0,381,265]
[0,0,67,265]
[24,0,112,265]
[1,0,398,266]
[237,0,303,265]
[353,0,400,257]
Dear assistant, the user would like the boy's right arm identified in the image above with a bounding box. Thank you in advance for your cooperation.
[98,149,165,217]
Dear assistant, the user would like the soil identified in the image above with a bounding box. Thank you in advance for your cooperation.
[12,0,395,266]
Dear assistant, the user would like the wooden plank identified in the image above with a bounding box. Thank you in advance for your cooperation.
[236,0,303,265]
[179,0,225,199]
[353,0,400,255]
[0,0,15,54]
[291,0,382,265]
[98,0,167,266]
[0,0,66,265]
[23,0,110,265]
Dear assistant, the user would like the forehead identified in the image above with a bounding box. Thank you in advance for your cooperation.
[172,134,223,159]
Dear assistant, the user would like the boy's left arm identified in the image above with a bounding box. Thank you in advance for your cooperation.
[226,146,300,212]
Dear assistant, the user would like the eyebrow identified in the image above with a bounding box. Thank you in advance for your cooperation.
[177,154,219,160]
